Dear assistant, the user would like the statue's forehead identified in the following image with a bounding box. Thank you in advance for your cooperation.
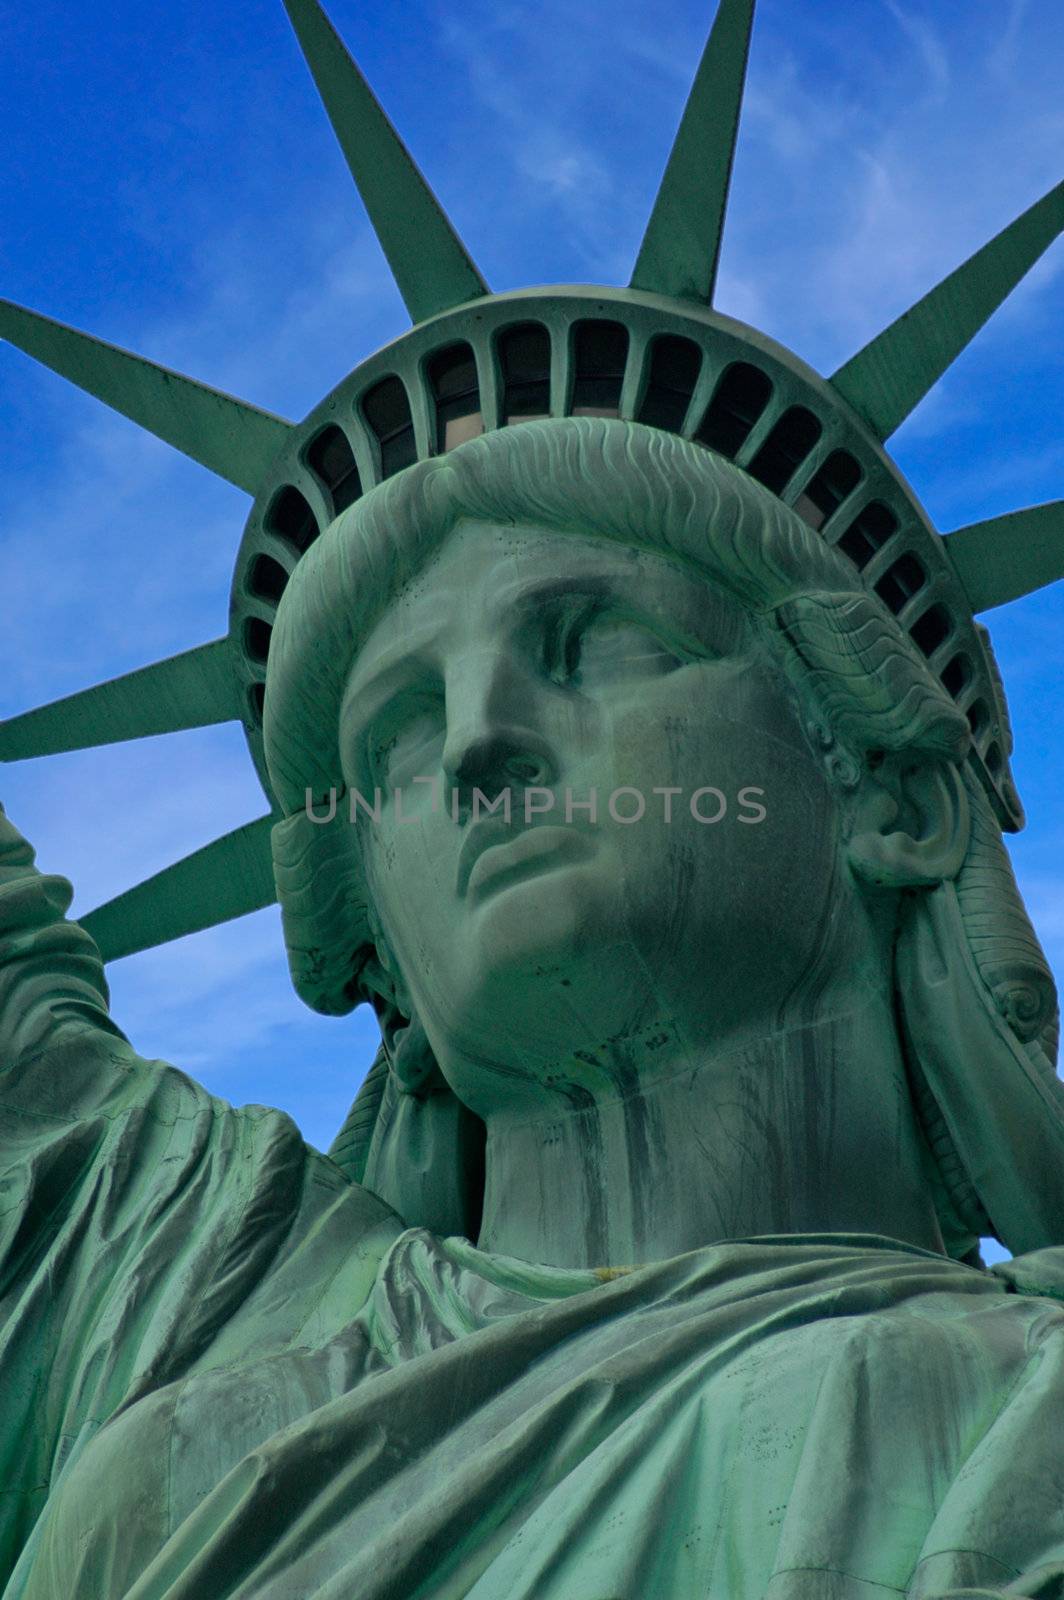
[351,516,745,674]
[393,517,655,597]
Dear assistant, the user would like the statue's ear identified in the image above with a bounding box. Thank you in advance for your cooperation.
[848,749,970,890]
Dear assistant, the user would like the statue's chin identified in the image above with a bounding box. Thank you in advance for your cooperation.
[458,852,615,992]
[425,875,704,1118]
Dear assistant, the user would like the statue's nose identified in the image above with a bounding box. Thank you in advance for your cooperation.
[441,652,557,816]
[446,735,551,801]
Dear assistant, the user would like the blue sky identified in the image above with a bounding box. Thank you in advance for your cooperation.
[1,0,1062,1240]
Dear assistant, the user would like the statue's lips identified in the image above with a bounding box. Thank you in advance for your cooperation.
[461,825,596,903]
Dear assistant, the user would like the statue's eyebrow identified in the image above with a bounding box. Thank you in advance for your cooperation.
[342,575,621,740]
[343,581,606,716]
[342,625,441,727]
[344,558,737,733]
[498,566,743,656]
[494,572,616,618]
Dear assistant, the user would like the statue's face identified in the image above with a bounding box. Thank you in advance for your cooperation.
[341,518,849,1117]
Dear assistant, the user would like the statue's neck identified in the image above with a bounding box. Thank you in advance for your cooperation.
[476,990,945,1269]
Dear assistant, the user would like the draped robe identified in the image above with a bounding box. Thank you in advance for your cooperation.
[3,814,1064,1600]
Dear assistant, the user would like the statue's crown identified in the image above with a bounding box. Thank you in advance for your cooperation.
[2,0,1062,961]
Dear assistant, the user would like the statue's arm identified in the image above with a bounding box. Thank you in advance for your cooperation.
[0,802,126,1061]
[0,806,400,1577]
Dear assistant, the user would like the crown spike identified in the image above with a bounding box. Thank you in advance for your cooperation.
[944,502,1064,614]
[630,0,756,305]
[0,640,239,763]
[0,300,291,493]
[80,815,277,963]
[832,178,1064,440]
[281,0,489,322]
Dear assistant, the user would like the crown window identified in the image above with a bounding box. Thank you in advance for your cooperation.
[499,323,552,423]
[306,425,362,514]
[967,699,990,736]
[248,554,289,605]
[909,603,951,657]
[836,501,897,570]
[748,406,823,495]
[875,552,926,614]
[428,342,483,452]
[637,335,702,434]
[362,376,417,478]
[571,320,628,415]
[941,654,971,698]
[265,485,320,556]
[694,362,772,458]
[244,617,273,665]
[795,449,862,531]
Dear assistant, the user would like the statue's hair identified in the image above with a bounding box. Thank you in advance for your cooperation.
[264,418,1060,1255]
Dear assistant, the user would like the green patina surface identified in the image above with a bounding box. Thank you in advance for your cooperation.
[2,1,1064,1596]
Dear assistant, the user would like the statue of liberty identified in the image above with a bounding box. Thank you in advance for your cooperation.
[2,1,1064,1594]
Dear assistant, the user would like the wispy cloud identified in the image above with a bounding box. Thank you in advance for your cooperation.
[881,2,950,104]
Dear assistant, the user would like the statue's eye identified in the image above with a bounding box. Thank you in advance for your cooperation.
[366,697,443,786]
[543,599,591,683]
[547,603,686,689]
